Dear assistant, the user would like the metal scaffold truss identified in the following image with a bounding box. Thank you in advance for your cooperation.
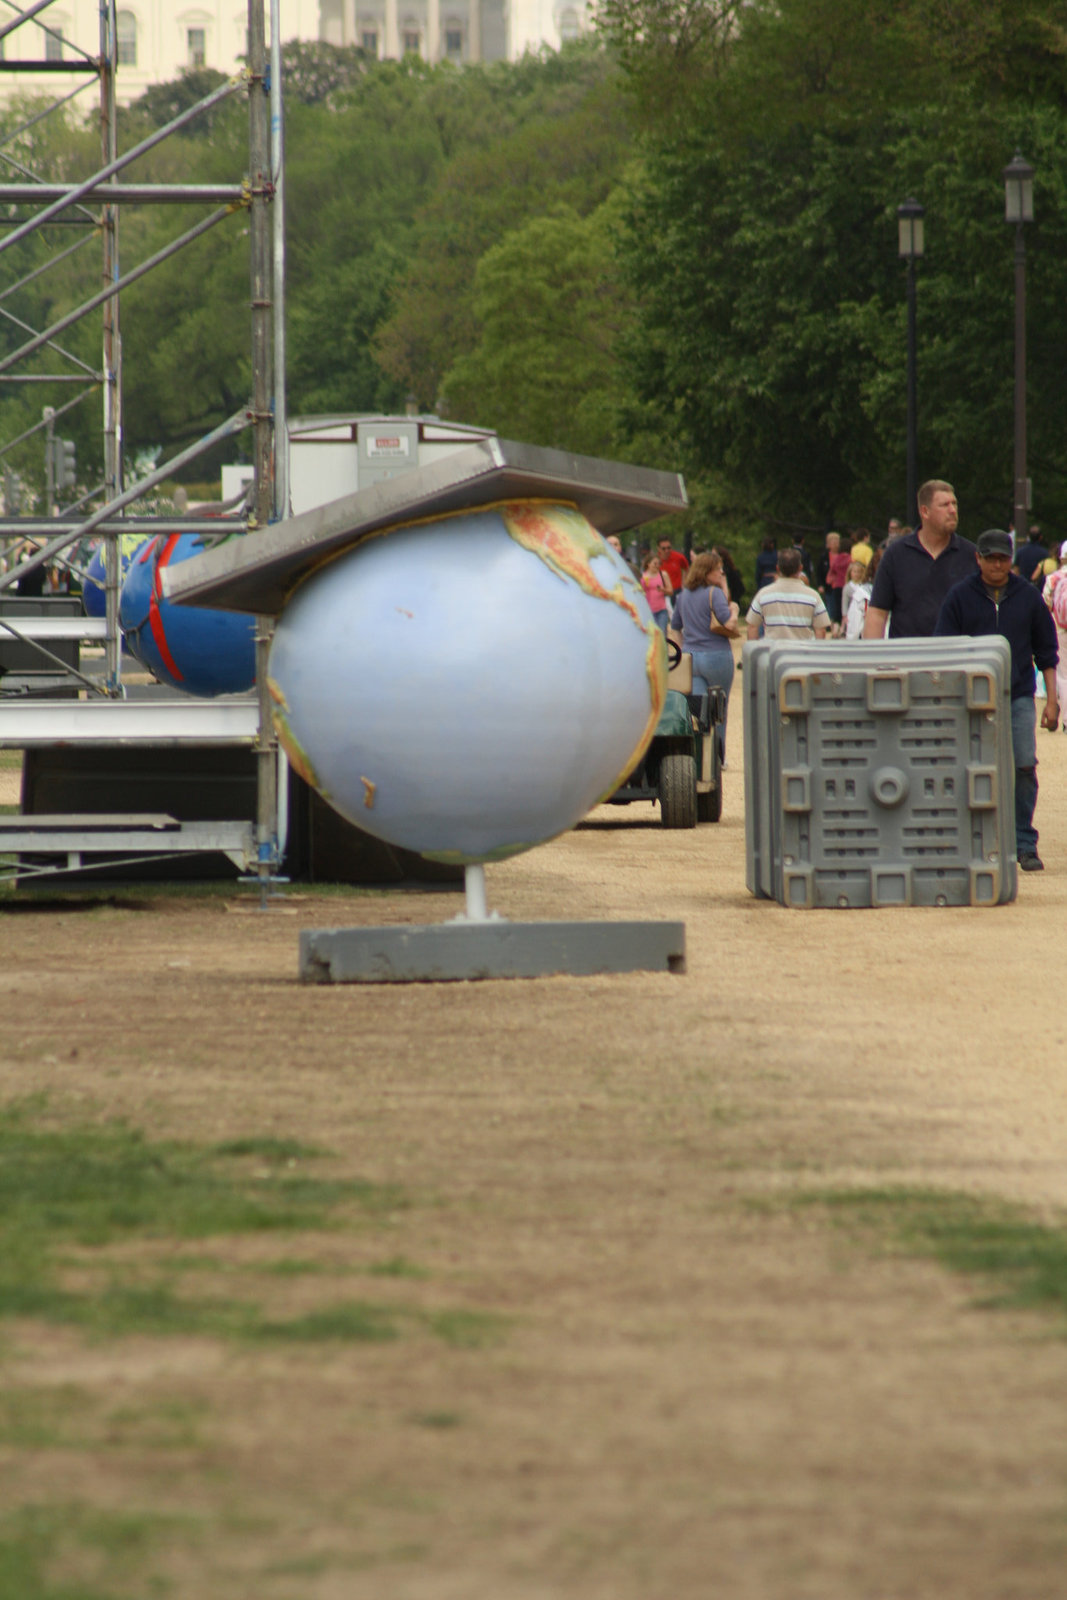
[0,0,287,897]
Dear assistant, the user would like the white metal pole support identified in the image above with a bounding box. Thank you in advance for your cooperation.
[249,0,280,905]
[270,0,290,521]
[452,864,505,925]
[465,864,488,922]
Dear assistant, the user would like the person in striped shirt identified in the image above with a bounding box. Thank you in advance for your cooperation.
[745,548,830,640]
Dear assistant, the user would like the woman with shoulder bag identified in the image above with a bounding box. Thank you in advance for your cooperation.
[669,551,740,733]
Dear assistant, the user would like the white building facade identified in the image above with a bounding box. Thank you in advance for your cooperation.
[318,0,591,64]
[0,0,592,103]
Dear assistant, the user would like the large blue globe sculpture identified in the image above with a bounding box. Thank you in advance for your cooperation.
[267,501,667,864]
[82,532,147,619]
[119,532,256,697]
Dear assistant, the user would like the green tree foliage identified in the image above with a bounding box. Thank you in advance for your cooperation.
[603,0,1067,136]
[0,47,639,495]
[124,68,232,134]
[284,57,456,416]
[439,196,634,454]
[0,98,110,502]
[116,84,252,460]
[116,56,453,459]
[115,50,630,444]
[605,0,1067,533]
[595,0,743,136]
[9,2,1067,546]
[372,41,632,408]
[277,41,372,106]
[622,130,893,529]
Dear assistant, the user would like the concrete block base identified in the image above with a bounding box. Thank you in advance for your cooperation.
[300,919,686,983]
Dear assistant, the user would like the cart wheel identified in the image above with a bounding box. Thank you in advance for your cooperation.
[659,752,697,828]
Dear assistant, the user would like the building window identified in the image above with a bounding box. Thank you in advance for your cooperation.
[444,24,462,56]
[402,27,421,52]
[116,11,138,66]
[45,25,64,61]
[187,26,206,67]
[558,6,580,39]
[361,29,378,53]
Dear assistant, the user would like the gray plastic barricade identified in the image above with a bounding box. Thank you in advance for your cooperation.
[743,637,1016,908]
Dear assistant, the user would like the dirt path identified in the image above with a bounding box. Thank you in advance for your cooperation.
[1,689,1066,1597]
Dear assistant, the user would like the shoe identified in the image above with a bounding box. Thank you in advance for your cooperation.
[1018,852,1044,872]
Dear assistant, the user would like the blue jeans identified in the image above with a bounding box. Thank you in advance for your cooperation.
[1011,695,1039,854]
[689,648,735,734]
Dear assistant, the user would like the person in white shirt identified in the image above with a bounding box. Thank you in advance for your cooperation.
[745,548,829,640]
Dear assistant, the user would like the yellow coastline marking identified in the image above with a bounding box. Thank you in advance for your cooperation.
[422,840,536,865]
[266,675,322,793]
[594,626,669,803]
[499,501,666,796]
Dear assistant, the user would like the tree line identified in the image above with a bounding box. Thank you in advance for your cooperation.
[2,8,1067,571]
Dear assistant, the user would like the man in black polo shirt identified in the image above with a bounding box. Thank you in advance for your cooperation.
[864,479,978,638]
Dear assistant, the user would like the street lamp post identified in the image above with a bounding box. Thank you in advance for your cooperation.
[897,199,925,528]
[1004,151,1034,542]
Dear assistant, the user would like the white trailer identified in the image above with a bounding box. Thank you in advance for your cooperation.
[222,414,497,518]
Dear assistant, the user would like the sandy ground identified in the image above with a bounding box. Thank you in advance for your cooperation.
[1,681,1067,1597]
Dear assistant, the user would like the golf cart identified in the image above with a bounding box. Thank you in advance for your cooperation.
[608,639,726,827]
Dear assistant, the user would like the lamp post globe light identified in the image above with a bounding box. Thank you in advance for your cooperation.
[897,198,925,529]
[1004,151,1034,544]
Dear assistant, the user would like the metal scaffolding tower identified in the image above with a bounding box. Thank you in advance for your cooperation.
[0,0,284,893]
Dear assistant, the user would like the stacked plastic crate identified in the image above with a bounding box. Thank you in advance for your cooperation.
[743,637,1016,908]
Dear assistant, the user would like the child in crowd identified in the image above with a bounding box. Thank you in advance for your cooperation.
[840,559,867,631]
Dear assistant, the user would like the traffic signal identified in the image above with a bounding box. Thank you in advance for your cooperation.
[52,436,76,489]
[3,468,21,512]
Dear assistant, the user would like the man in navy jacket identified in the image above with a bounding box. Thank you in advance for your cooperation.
[935,527,1060,872]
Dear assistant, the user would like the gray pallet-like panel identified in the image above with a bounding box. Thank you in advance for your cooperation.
[742,638,1016,908]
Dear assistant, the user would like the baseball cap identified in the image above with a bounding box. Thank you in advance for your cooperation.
[976,529,1013,557]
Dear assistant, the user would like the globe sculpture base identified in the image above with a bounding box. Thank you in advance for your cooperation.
[299,920,686,983]
[300,866,685,983]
